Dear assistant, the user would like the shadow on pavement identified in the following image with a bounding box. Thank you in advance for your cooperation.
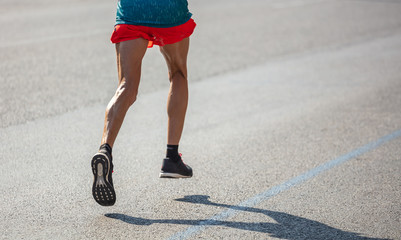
[105,195,387,240]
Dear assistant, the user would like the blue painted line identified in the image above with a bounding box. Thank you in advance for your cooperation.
[166,129,401,240]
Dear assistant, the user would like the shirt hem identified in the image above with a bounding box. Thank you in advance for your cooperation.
[115,15,192,28]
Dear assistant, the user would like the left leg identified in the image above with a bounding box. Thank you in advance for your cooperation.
[92,38,148,206]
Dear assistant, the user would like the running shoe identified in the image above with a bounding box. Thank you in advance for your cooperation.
[91,151,116,206]
[159,153,193,178]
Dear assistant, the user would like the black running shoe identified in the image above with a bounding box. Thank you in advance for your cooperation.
[91,150,116,206]
[159,153,193,178]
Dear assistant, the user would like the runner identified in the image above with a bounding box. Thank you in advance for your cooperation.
[91,0,196,206]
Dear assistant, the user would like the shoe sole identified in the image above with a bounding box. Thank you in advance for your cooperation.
[91,153,116,206]
[159,172,193,178]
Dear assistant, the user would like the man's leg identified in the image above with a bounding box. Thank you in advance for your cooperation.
[101,38,148,147]
[92,38,148,206]
[159,38,193,178]
[160,38,190,145]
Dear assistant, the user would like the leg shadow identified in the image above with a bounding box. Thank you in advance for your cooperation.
[105,195,388,240]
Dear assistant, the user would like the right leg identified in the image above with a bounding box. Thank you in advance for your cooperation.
[101,38,148,147]
[159,38,193,179]
[92,38,148,206]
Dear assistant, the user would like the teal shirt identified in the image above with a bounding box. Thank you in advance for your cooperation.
[116,0,192,28]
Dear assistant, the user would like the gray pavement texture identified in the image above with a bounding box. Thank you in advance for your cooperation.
[1,0,401,239]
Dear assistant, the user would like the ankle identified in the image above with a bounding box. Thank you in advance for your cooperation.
[166,144,180,161]
[99,143,112,156]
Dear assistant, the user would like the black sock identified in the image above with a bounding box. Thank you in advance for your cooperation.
[99,143,112,156]
[166,144,179,161]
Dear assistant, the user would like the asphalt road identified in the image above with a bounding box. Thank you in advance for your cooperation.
[1,0,401,239]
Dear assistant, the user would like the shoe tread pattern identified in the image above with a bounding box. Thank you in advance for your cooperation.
[91,153,116,206]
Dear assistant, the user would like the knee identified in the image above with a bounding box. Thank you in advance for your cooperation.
[112,82,138,108]
[169,67,187,83]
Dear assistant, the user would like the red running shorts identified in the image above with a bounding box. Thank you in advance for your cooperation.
[110,18,196,48]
